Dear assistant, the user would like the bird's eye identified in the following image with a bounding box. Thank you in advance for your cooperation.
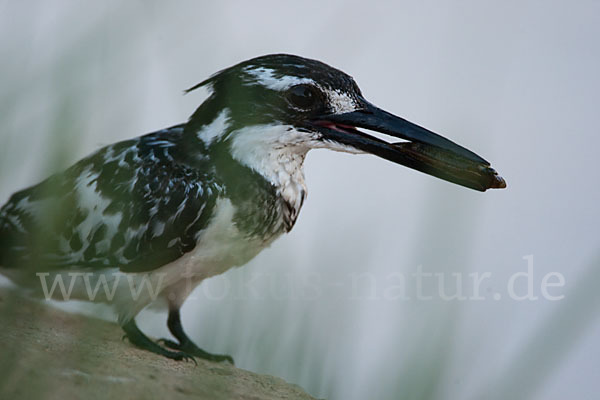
[287,84,318,110]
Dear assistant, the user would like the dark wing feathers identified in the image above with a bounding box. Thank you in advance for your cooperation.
[0,126,221,273]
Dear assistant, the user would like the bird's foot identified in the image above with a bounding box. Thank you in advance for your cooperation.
[156,348,198,365]
[121,320,197,364]
[130,336,197,364]
[158,338,234,364]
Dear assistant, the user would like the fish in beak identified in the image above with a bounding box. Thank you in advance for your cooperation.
[311,98,506,192]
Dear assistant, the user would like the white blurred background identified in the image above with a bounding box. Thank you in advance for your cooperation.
[1,1,599,399]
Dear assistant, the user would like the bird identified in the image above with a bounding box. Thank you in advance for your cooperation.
[0,54,506,364]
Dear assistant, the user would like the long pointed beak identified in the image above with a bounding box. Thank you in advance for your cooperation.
[311,99,506,192]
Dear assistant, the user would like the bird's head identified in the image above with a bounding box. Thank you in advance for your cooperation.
[185,54,505,192]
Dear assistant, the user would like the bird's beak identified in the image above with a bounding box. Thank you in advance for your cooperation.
[311,99,506,191]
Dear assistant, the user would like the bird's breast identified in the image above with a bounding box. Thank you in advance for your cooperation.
[166,197,283,281]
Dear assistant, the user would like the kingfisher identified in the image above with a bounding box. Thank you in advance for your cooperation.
[0,54,505,364]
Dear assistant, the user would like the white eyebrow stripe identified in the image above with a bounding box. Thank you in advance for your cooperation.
[325,89,360,113]
[243,66,314,91]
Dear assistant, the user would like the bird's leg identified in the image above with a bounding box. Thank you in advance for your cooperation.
[122,319,196,364]
[158,309,234,364]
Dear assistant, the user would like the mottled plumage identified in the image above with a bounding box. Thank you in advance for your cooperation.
[0,126,294,274]
[0,54,505,363]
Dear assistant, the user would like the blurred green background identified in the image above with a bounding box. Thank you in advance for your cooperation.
[1,1,599,399]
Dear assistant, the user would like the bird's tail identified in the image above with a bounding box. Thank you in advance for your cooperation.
[0,221,10,268]
[0,211,19,269]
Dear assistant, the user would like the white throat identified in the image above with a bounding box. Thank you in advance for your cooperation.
[228,124,312,210]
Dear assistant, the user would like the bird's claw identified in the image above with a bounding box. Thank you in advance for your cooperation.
[157,338,234,365]
[176,352,198,365]
[157,338,180,349]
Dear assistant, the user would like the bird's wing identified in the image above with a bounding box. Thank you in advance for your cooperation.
[0,126,221,273]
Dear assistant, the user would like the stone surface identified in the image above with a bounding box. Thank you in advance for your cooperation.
[0,288,317,400]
